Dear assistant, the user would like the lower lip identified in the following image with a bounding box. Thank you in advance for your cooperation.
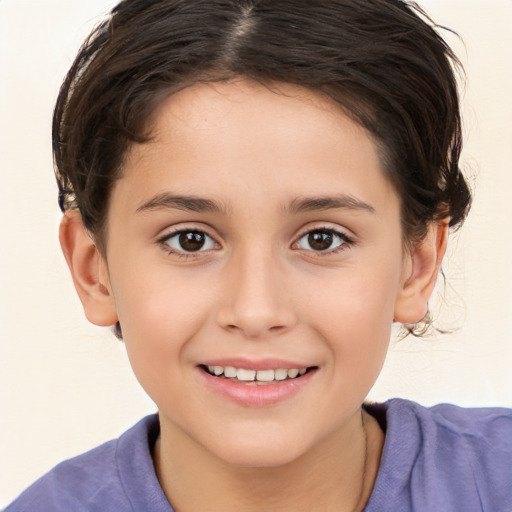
[198,368,316,407]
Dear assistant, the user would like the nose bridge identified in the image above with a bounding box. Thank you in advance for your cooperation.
[217,242,296,338]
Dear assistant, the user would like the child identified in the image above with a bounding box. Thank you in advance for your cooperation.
[6,0,511,510]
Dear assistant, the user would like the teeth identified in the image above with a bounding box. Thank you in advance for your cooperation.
[237,368,256,381]
[224,366,237,378]
[274,369,288,380]
[256,369,275,382]
[205,365,309,381]
[207,365,224,376]
[287,368,299,378]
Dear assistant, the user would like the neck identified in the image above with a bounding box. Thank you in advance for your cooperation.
[154,409,384,512]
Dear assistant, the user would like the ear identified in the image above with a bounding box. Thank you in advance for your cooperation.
[394,219,449,324]
[59,210,118,327]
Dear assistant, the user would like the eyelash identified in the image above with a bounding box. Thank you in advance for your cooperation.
[157,226,354,259]
[293,227,354,256]
[157,229,218,259]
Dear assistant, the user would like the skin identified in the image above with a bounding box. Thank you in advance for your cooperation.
[60,79,448,511]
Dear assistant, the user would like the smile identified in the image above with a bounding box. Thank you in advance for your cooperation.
[202,365,309,384]
[198,363,318,406]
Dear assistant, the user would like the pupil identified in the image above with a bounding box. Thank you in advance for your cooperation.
[308,231,333,251]
[179,232,205,252]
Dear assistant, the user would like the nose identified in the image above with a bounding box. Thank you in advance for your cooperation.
[216,249,298,339]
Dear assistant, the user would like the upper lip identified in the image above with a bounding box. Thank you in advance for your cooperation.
[199,357,314,371]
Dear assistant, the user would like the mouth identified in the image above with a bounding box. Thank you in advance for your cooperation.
[199,364,316,385]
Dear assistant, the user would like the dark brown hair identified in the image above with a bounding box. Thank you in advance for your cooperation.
[53,0,472,335]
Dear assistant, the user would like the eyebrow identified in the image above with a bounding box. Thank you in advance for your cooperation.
[286,195,376,214]
[136,193,227,214]
[136,192,375,216]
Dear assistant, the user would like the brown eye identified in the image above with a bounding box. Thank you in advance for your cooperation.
[296,229,348,252]
[179,232,205,251]
[164,230,216,253]
[308,231,333,251]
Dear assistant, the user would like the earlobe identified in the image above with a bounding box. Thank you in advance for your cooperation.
[394,219,449,324]
[59,211,118,327]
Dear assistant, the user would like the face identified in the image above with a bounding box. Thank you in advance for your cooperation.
[102,79,410,467]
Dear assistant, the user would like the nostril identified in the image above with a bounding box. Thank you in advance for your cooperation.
[225,323,286,335]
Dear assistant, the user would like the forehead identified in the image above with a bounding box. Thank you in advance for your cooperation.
[151,79,349,138]
[115,79,397,217]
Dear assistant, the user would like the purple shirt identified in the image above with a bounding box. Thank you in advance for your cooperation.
[6,399,512,511]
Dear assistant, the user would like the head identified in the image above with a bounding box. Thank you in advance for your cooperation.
[56,0,471,467]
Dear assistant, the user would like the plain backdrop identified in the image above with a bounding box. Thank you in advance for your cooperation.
[1,0,511,506]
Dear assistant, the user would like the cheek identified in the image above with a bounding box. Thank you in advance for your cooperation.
[305,262,399,329]
[112,254,215,327]
[302,258,400,370]
[311,285,393,408]
[108,262,216,384]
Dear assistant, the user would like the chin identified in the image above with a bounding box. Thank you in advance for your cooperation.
[200,423,319,469]
[215,442,307,469]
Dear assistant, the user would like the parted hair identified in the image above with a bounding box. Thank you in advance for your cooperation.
[53,0,472,336]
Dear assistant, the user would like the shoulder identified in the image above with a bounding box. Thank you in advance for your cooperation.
[5,439,120,512]
[364,399,512,512]
[383,398,512,441]
[388,399,512,467]
[5,414,169,512]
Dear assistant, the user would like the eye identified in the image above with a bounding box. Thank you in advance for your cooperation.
[163,230,217,253]
[295,228,350,252]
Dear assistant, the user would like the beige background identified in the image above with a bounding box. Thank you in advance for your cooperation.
[1,0,511,506]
